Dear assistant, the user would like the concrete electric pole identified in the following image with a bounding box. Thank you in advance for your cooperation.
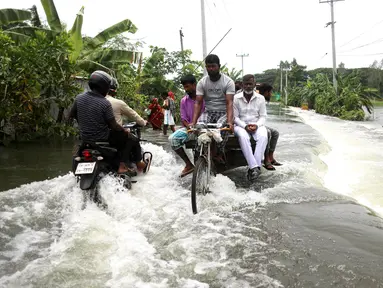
[179,28,184,52]
[236,53,249,79]
[201,0,208,75]
[320,0,344,94]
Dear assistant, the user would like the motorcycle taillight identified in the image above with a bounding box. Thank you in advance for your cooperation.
[82,150,93,161]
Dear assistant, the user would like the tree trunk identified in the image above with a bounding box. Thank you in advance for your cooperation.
[56,107,64,123]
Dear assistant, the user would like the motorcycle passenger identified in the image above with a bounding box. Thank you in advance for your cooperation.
[69,70,134,174]
[106,78,148,172]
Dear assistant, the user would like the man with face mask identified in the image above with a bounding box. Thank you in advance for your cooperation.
[191,54,235,130]
[233,74,268,181]
[169,74,205,177]
[191,54,235,163]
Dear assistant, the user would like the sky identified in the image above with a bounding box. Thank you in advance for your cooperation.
[2,0,383,74]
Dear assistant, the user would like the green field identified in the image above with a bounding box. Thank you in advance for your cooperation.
[372,99,383,107]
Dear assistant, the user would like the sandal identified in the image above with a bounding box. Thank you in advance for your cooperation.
[263,162,276,171]
[143,152,153,173]
[180,167,194,178]
[271,160,283,166]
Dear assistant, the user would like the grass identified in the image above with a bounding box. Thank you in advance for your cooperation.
[372,99,383,107]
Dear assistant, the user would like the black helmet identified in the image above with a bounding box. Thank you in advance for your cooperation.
[88,70,112,96]
[110,78,119,90]
[108,77,119,96]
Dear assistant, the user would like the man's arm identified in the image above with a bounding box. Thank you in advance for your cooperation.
[192,96,203,125]
[256,97,267,127]
[107,117,125,132]
[226,94,234,126]
[68,100,78,121]
[120,100,146,126]
[225,79,236,130]
[192,80,205,125]
[180,98,189,128]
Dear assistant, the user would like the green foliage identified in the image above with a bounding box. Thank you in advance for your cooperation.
[116,65,148,116]
[1,1,142,73]
[40,0,62,31]
[288,72,374,121]
[0,9,32,26]
[0,30,80,142]
[220,66,242,81]
[139,46,202,97]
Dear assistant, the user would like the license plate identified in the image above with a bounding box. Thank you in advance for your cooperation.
[75,162,96,175]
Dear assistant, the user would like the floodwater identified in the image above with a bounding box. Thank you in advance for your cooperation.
[1,105,382,288]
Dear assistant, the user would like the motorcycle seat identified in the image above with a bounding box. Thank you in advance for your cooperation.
[93,142,117,153]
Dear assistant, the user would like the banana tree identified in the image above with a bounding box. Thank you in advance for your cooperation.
[40,0,142,72]
[0,8,31,26]
[0,0,142,73]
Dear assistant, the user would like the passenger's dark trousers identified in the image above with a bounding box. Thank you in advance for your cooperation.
[131,141,143,162]
[108,130,135,163]
[265,126,279,157]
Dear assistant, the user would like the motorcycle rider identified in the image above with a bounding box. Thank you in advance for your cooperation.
[69,70,134,174]
[106,78,148,172]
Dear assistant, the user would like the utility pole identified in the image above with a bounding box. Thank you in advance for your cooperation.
[236,53,249,79]
[279,64,283,95]
[285,69,288,105]
[179,28,184,52]
[320,0,344,94]
[179,28,185,68]
[201,0,208,75]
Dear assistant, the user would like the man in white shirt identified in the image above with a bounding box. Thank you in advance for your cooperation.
[233,74,268,181]
[106,78,148,172]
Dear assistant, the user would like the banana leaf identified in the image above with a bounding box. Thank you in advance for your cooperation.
[4,31,30,43]
[41,0,62,31]
[87,19,137,49]
[0,9,32,25]
[6,26,59,39]
[86,49,142,65]
[69,7,84,62]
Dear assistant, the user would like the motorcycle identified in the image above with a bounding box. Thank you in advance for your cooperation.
[72,122,152,207]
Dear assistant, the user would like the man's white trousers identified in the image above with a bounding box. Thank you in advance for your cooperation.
[234,126,268,169]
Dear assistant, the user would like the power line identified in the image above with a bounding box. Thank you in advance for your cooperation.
[205,0,219,28]
[338,52,383,57]
[220,0,231,19]
[339,37,383,53]
[340,18,383,48]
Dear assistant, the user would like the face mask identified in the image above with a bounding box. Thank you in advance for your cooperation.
[244,89,253,95]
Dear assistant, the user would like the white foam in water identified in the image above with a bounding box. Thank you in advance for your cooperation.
[292,108,383,216]
[0,142,283,288]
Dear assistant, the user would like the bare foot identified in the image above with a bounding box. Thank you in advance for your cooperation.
[118,163,135,174]
[136,161,146,172]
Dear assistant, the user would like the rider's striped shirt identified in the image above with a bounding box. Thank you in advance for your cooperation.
[73,91,115,141]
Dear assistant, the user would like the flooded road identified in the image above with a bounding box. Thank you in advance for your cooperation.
[1,105,382,287]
